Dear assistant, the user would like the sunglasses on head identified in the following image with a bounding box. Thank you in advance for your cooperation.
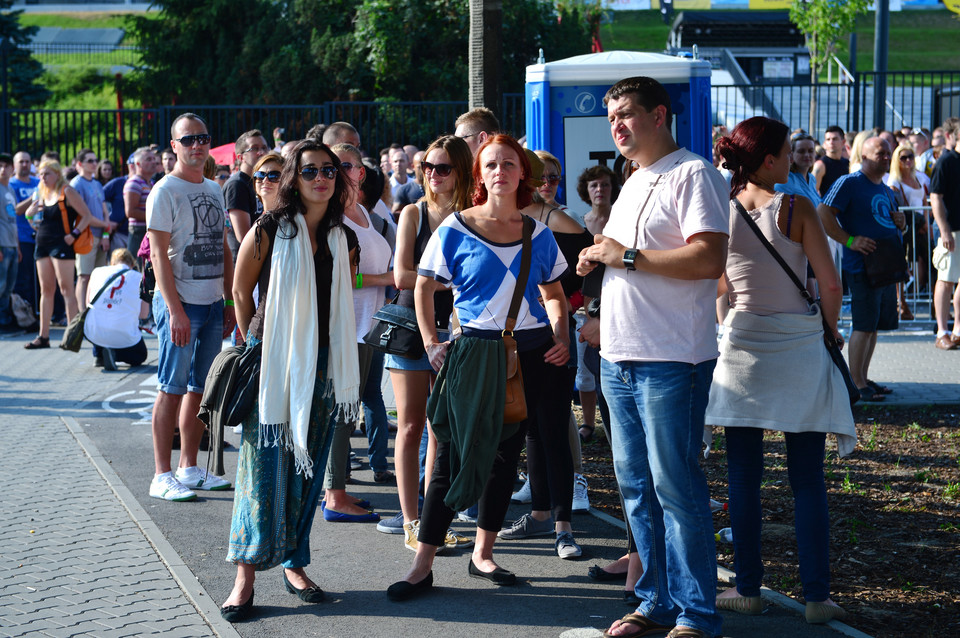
[175,134,212,147]
[543,175,562,185]
[254,170,281,182]
[422,161,453,177]
[299,165,338,181]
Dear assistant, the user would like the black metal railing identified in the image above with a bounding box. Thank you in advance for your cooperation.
[25,43,140,68]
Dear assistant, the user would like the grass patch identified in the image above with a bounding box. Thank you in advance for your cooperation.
[599,10,671,52]
[18,12,148,31]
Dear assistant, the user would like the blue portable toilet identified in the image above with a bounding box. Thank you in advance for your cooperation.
[525,50,712,206]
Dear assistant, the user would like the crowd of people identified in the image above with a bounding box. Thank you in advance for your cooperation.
[4,75,960,638]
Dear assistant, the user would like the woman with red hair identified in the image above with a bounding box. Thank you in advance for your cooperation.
[387,134,570,601]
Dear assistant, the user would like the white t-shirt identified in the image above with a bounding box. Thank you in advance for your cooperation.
[600,148,729,365]
[419,212,567,333]
[344,205,393,342]
[145,175,226,305]
[83,264,143,348]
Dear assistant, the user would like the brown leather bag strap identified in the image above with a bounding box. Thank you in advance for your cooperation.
[504,215,533,334]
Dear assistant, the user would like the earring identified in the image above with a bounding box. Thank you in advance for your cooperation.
[293,189,299,196]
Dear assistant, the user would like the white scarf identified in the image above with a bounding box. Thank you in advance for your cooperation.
[257,215,360,477]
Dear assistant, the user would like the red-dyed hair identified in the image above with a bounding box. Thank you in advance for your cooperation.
[715,116,789,197]
[471,134,535,208]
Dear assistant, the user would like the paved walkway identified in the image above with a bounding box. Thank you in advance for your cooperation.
[2,325,955,638]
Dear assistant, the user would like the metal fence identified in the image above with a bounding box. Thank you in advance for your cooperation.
[25,43,140,68]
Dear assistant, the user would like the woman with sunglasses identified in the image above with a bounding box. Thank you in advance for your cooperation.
[252,153,283,212]
[313,142,394,522]
[382,134,474,551]
[221,139,360,622]
[888,144,931,315]
[387,134,569,601]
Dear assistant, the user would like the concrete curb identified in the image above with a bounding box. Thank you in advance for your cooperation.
[586,507,874,638]
[62,415,241,638]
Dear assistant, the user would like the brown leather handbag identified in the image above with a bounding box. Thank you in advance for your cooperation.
[502,216,533,424]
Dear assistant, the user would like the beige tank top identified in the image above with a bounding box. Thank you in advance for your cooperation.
[726,192,809,316]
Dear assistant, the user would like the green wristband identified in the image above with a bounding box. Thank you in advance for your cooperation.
[355,273,363,289]
[846,236,855,248]
[223,299,234,307]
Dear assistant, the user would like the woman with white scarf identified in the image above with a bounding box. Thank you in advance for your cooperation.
[710,117,855,625]
[220,140,360,623]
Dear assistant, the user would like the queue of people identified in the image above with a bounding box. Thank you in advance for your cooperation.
[7,80,960,638]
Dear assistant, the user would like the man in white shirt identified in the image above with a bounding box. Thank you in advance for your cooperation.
[578,76,728,638]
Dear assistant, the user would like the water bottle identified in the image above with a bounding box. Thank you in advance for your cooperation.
[709,498,727,513]
[715,527,734,543]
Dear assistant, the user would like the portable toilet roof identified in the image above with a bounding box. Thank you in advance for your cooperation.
[525,51,711,87]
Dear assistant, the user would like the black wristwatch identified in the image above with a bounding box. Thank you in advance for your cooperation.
[622,248,638,271]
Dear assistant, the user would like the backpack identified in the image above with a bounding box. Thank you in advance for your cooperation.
[59,188,94,255]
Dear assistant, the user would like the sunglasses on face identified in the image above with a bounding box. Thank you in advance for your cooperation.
[83,157,98,164]
[543,175,562,185]
[422,161,453,177]
[339,162,359,171]
[175,134,212,147]
[216,174,229,181]
[900,154,915,160]
[254,170,281,182]
[299,165,338,181]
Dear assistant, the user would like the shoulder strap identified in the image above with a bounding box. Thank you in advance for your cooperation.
[90,268,131,306]
[59,188,71,233]
[733,198,812,304]
[416,200,428,237]
[505,216,533,333]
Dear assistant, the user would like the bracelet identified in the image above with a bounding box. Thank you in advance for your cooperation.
[846,235,855,248]
[223,299,235,307]
[103,231,110,238]
[71,228,81,238]
[355,273,363,289]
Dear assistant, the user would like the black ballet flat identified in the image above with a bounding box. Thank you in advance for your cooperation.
[468,559,517,586]
[387,571,434,601]
[588,564,628,583]
[220,589,255,622]
[283,571,326,603]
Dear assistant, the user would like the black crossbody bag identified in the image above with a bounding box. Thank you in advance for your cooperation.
[733,197,860,406]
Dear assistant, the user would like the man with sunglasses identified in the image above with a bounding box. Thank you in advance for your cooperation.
[224,129,268,264]
[146,113,236,502]
[72,149,116,312]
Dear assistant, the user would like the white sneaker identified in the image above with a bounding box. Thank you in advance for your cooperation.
[149,472,197,502]
[511,477,532,503]
[175,466,232,491]
[572,473,590,512]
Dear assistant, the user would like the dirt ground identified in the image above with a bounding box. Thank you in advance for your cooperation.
[578,405,960,638]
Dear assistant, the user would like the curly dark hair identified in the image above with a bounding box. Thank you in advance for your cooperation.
[269,139,348,239]
[576,165,620,206]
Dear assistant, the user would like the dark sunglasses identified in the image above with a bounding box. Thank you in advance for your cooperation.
[254,170,281,182]
[215,174,230,181]
[544,175,562,185]
[340,162,359,171]
[175,134,212,147]
[900,154,915,160]
[299,165,337,181]
[422,161,453,177]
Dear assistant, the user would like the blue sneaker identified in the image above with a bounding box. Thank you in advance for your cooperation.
[377,511,405,534]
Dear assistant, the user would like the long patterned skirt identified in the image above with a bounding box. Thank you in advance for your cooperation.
[226,347,334,570]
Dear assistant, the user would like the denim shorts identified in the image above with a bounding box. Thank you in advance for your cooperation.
[153,292,224,395]
[384,330,449,372]
[846,271,898,332]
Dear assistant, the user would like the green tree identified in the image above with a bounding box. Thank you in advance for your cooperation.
[790,0,870,131]
[0,0,50,108]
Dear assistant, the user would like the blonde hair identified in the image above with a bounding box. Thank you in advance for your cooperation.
[888,143,915,184]
[534,150,561,175]
[37,160,67,200]
[110,248,137,268]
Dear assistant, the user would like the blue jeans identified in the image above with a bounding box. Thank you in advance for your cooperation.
[601,358,721,636]
[725,428,830,602]
[153,292,223,395]
[362,348,390,472]
[0,245,19,325]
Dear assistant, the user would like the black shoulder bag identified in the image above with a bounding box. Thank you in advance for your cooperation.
[733,197,860,406]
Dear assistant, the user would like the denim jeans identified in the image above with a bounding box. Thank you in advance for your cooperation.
[724,427,830,602]
[362,348,390,472]
[0,245,19,326]
[601,358,721,636]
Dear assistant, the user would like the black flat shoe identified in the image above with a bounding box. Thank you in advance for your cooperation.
[387,571,433,601]
[220,589,255,622]
[468,559,517,586]
[24,336,49,350]
[623,590,642,605]
[588,564,628,582]
[283,571,325,603]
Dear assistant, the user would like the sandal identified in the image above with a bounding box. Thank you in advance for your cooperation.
[856,387,885,402]
[666,627,709,638]
[579,424,595,443]
[24,336,50,350]
[602,613,673,638]
[866,380,893,395]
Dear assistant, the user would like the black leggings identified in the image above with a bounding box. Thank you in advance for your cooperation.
[418,342,562,545]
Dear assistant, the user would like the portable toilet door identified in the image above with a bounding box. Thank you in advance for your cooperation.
[526,50,712,207]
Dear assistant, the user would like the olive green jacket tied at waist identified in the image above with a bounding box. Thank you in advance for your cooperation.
[426,336,520,512]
